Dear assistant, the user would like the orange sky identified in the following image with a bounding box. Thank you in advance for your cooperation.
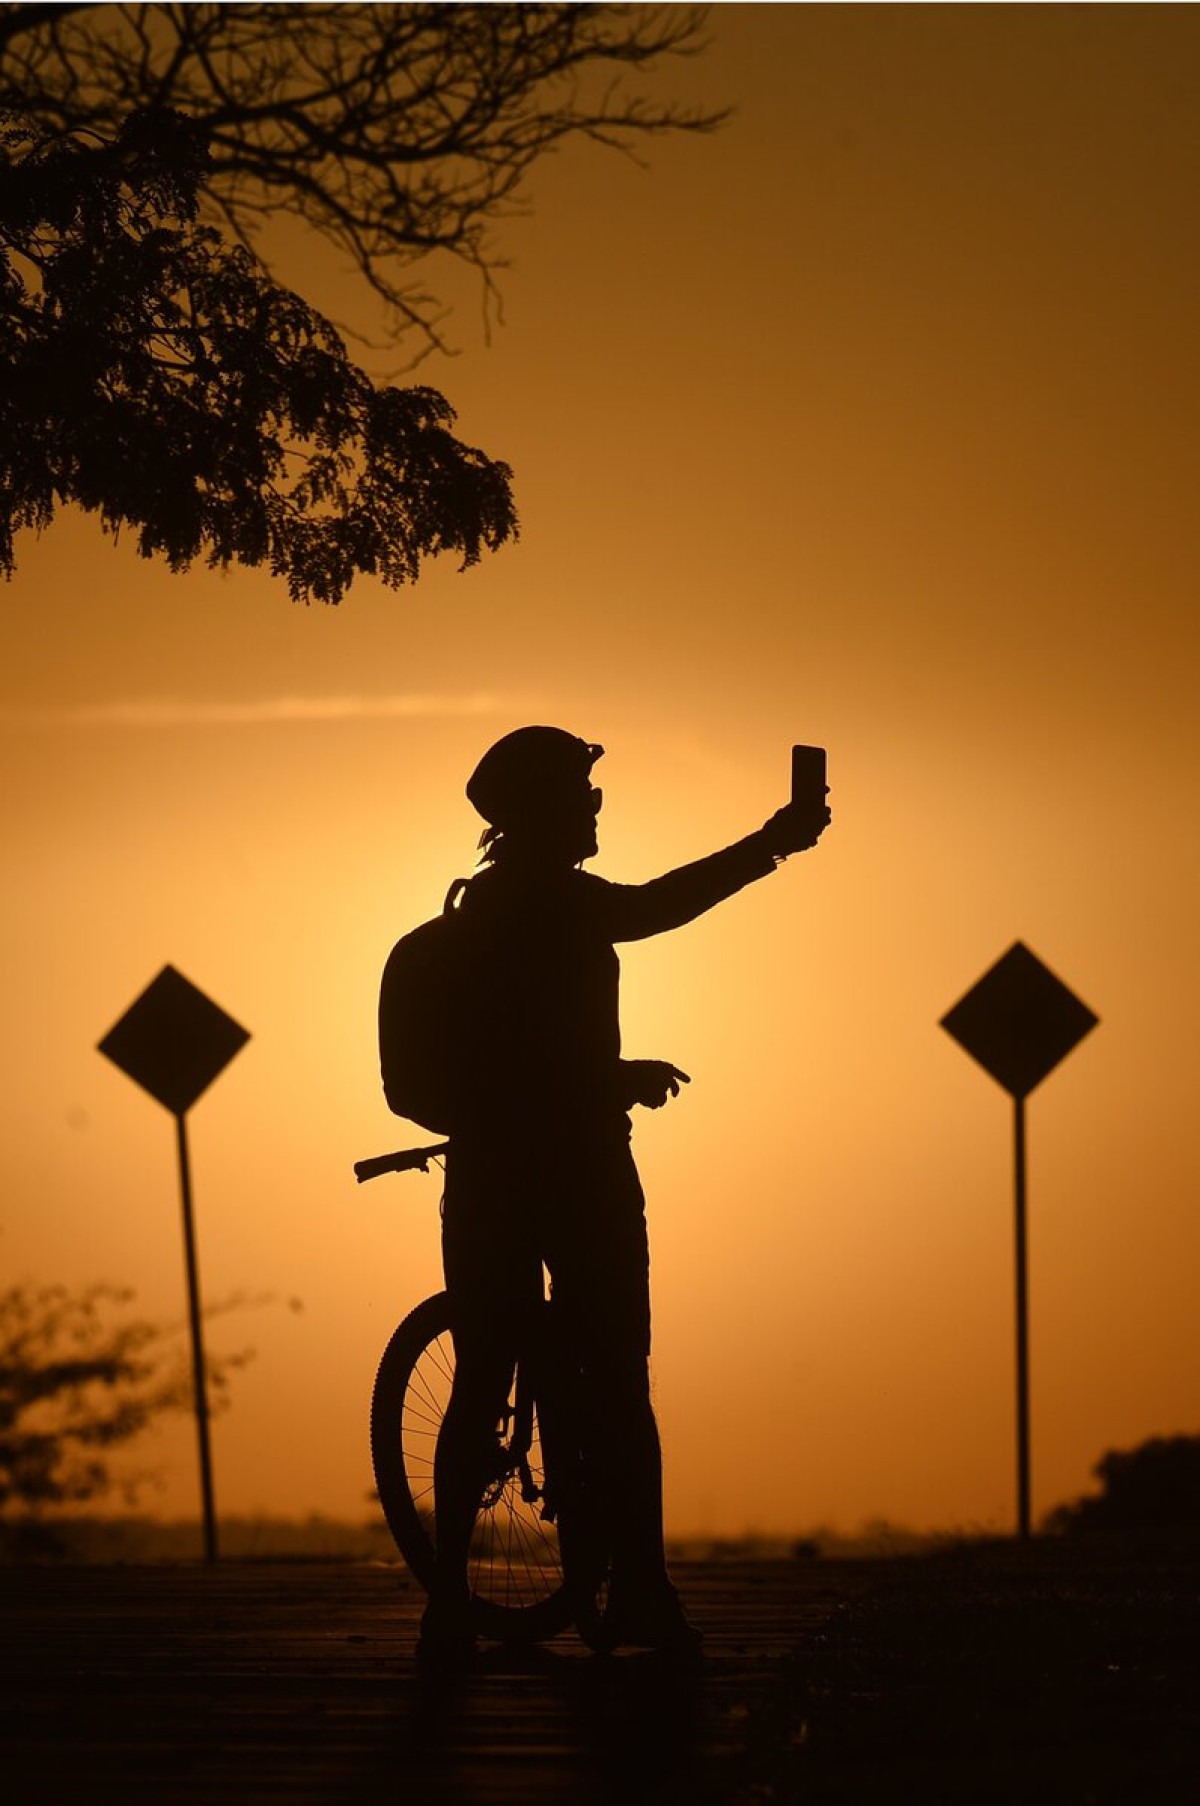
[2,6,1198,1539]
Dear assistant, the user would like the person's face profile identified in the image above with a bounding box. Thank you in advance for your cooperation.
[573,786,600,861]
[557,781,599,862]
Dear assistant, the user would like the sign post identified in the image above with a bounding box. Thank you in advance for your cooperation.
[940,942,1098,1540]
[98,965,250,1562]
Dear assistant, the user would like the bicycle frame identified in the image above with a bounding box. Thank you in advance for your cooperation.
[362,1144,550,1498]
[359,1140,610,1644]
[358,1137,552,1498]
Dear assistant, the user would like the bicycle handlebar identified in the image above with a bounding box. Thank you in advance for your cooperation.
[354,1143,450,1184]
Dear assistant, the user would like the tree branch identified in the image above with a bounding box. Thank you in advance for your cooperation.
[1,3,727,354]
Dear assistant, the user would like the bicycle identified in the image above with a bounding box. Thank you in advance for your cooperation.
[356,1141,613,1649]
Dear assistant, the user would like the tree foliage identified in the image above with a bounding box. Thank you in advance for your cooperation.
[0,3,720,353]
[1047,1435,1200,1539]
[0,1280,252,1515]
[0,4,721,600]
[0,108,518,601]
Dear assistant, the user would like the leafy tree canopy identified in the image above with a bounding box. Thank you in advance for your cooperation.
[0,4,721,600]
[0,108,518,601]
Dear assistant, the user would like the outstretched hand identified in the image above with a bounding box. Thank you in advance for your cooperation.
[622,1059,691,1110]
[761,799,831,857]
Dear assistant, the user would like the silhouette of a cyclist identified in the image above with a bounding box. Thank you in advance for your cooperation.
[418,727,830,1659]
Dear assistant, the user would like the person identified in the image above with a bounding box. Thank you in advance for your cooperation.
[415,726,830,1661]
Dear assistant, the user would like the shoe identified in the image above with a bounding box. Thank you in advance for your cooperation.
[602,1581,703,1655]
[416,1591,477,1674]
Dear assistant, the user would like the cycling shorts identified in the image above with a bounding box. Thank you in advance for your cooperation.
[440,1130,651,1368]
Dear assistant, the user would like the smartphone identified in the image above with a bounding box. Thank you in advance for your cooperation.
[791,744,828,806]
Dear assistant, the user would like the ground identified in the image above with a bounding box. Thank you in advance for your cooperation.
[2,1542,1196,1803]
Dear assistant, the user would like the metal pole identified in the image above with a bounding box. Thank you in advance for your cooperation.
[1013,1093,1031,1540]
[175,1112,218,1562]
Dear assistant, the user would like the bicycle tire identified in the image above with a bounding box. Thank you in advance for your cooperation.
[370,1291,574,1644]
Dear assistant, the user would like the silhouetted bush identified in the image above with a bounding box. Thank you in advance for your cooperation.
[0,1281,253,1547]
[1047,1434,1200,1538]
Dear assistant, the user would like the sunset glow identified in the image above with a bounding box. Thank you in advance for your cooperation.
[3,7,1197,1541]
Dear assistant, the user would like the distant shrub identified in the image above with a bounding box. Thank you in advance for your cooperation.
[0,1281,253,1547]
[1048,1434,1200,1537]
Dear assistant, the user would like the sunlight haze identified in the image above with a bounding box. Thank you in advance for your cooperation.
[3,7,1197,1541]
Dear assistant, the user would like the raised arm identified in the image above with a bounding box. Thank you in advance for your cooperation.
[598,803,829,943]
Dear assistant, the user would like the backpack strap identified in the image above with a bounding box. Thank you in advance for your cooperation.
[442,876,472,915]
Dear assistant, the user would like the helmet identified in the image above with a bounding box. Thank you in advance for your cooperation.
[466,726,604,827]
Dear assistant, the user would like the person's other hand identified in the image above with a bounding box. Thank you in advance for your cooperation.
[761,801,831,857]
[623,1059,691,1109]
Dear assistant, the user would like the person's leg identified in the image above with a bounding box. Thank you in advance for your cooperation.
[579,1344,669,1592]
[429,1342,513,1599]
[545,1139,698,1646]
[423,1156,539,1651]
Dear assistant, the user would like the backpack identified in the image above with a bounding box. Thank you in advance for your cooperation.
[378,879,475,1134]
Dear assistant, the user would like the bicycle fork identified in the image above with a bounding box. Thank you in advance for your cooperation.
[483,1357,549,1516]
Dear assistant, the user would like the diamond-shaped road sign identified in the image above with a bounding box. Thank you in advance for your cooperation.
[940,941,1098,1098]
[98,965,250,1116]
[941,939,1099,1542]
[97,965,249,1562]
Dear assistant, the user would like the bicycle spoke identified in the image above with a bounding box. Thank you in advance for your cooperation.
[401,1402,443,1438]
[427,1333,455,1388]
[502,1495,531,1610]
[516,1496,560,1572]
[513,1476,559,1598]
[407,1361,449,1424]
[373,1295,575,1640]
[507,1493,556,1599]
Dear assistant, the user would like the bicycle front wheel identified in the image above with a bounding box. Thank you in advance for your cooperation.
[370,1291,574,1644]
